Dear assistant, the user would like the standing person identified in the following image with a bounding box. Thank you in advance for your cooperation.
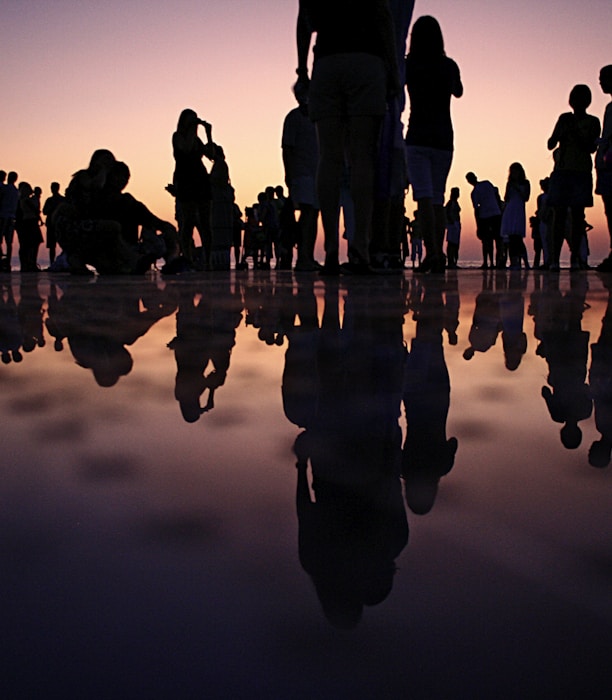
[370,0,415,272]
[500,163,531,270]
[43,182,65,265]
[547,84,600,270]
[296,0,400,274]
[465,172,503,269]
[15,182,43,272]
[536,177,552,269]
[282,80,320,272]
[404,15,463,274]
[172,108,216,270]
[0,171,19,271]
[595,65,612,272]
[444,186,461,268]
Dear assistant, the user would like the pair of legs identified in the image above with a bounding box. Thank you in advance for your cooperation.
[316,115,382,266]
[550,205,585,268]
[177,200,212,268]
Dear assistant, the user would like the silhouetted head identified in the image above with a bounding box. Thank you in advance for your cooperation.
[50,181,61,194]
[88,149,116,174]
[560,422,582,449]
[600,65,612,94]
[539,177,550,192]
[508,162,526,183]
[293,79,309,107]
[18,182,33,198]
[409,15,445,58]
[107,161,131,193]
[8,171,18,184]
[588,439,611,468]
[450,186,460,200]
[177,108,198,133]
[465,172,477,186]
[568,84,591,113]
[0,170,6,182]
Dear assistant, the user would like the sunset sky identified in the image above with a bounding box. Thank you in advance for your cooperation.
[1,0,610,261]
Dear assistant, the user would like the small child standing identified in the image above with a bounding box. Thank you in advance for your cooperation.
[500,163,531,270]
[445,187,461,268]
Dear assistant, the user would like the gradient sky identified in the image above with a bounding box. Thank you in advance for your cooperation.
[1,0,610,260]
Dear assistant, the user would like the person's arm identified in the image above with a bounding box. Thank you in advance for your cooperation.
[296,4,313,87]
[547,116,563,151]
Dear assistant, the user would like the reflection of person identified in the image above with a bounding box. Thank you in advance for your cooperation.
[46,279,176,386]
[536,274,592,448]
[403,277,457,514]
[296,0,399,274]
[405,15,463,274]
[168,281,242,422]
[588,274,612,468]
[463,271,502,360]
[547,84,600,270]
[283,278,408,627]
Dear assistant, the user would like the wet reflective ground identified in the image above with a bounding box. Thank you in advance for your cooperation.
[1,269,611,699]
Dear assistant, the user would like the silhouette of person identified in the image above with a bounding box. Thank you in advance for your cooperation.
[296,0,400,274]
[46,278,177,386]
[403,277,457,514]
[210,145,236,270]
[536,274,592,449]
[0,282,23,364]
[547,84,601,270]
[595,65,612,272]
[283,277,408,627]
[444,186,461,268]
[500,162,531,270]
[405,15,463,274]
[17,277,45,353]
[281,81,320,272]
[588,274,612,467]
[463,271,502,361]
[499,271,528,371]
[101,161,182,273]
[171,108,216,269]
[535,177,552,269]
[167,280,242,422]
[465,172,503,270]
[370,0,414,272]
[42,181,65,265]
[15,182,43,272]
[0,171,19,272]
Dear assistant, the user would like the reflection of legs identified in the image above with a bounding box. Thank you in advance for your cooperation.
[348,115,382,263]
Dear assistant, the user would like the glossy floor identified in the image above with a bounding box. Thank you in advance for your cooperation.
[1,269,610,699]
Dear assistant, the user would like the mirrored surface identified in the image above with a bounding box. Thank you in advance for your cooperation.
[2,270,611,699]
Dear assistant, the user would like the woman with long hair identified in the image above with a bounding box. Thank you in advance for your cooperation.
[172,108,216,269]
[404,15,463,273]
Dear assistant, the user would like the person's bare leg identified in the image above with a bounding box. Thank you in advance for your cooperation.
[315,117,344,267]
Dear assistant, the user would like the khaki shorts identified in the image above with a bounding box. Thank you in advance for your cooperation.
[309,53,387,121]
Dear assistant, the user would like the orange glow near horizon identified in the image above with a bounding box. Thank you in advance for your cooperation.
[1,1,610,263]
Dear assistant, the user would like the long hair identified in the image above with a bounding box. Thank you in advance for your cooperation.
[176,108,198,134]
[408,15,445,59]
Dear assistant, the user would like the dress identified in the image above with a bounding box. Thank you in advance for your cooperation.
[501,182,529,240]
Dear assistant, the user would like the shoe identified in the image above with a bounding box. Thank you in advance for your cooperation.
[294,259,320,272]
[161,256,192,275]
[340,260,371,275]
[319,254,340,276]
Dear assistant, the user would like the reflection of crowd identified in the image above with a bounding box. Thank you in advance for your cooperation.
[3,268,612,628]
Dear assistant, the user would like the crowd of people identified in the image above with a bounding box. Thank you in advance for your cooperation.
[0,5,611,276]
